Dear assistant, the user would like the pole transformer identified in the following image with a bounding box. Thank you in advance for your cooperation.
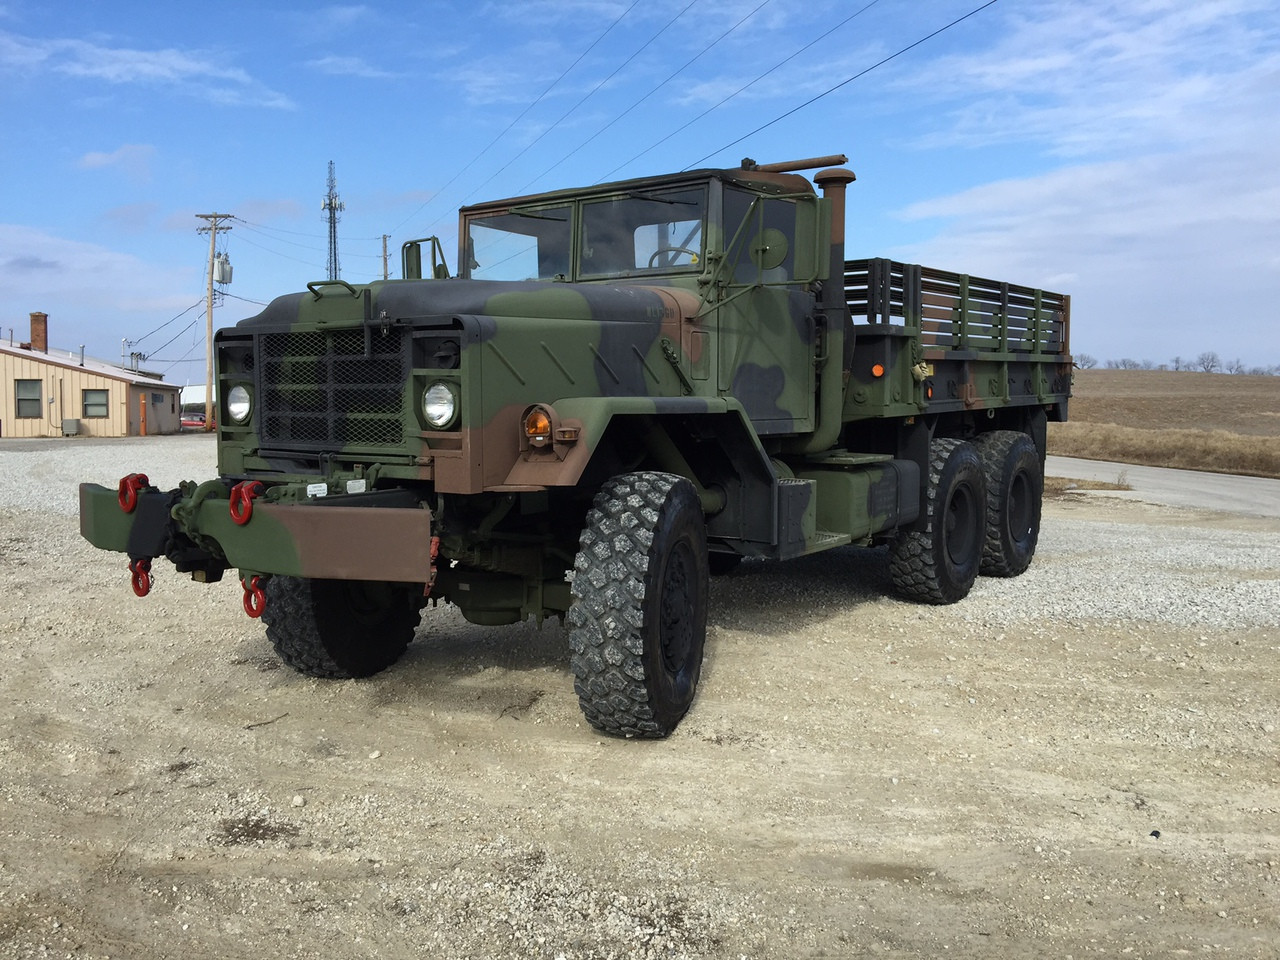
[322,160,344,281]
[196,213,233,431]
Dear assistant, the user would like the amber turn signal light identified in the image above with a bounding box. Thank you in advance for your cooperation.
[524,407,552,446]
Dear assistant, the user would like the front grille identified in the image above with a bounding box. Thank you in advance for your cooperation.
[258,328,408,448]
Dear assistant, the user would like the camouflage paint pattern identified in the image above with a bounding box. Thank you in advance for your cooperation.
[78,160,1072,624]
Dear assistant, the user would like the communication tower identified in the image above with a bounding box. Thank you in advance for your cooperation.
[322,160,344,280]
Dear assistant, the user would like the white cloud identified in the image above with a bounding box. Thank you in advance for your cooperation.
[889,145,1280,364]
[900,0,1280,157]
[0,30,294,108]
[306,55,397,79]
[876,1,1280,365]
[99,203,161,234]
[0,224,197,360]
[77,143,155,180]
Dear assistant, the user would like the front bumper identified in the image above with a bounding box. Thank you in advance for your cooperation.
[79,482,435,583]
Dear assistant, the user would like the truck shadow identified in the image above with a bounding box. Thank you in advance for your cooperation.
[396,543,893,677]
[708,544,893,637]
[267,544,897,726]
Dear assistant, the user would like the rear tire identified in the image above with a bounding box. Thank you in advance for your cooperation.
[889,438,986,604]
[262,576,421,678]
[973,431,1042,577]
[568,472,709,738]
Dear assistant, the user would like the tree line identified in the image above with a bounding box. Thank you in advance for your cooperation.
[1073,352,1280,376]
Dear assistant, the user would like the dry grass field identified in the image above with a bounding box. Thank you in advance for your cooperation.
[1047,369,1280,478]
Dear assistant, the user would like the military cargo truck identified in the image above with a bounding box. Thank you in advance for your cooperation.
[80,154,1071,738]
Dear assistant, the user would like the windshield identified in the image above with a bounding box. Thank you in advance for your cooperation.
[462,185,709,282]
[580,187,706,278]
[466,205,572,281]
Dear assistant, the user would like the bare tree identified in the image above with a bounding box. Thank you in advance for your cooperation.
[1075,353,1097,369]
[1196,351,1221,373]
[1225,358,1246,374]
[1170,356,1185,371]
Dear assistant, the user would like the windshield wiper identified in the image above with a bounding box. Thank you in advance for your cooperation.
[624,191,698,206]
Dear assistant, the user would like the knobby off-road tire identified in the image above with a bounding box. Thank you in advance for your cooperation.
[973,431,1042,577]
[889,438,986,605]
[262,576,422,679]
[568,472,710,738]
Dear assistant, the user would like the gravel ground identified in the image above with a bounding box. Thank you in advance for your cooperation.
[1,434,1278,959]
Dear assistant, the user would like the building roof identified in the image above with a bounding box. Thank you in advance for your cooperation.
[0,340,178,390]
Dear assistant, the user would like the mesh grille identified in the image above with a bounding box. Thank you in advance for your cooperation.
[259,327,407,449]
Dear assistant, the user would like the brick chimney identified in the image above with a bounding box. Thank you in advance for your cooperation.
[29,312,48,353]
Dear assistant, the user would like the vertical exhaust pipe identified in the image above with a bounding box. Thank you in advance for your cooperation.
[788,166,856,454]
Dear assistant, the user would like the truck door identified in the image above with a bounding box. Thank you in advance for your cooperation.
[717,191,817,436]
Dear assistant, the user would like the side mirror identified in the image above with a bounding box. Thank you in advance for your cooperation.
[792,195,830,282]
[402,241,423,280]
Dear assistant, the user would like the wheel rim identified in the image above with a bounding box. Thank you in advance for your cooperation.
[1007,471,1034,545]
[340,580,401,625]
[659,539,695,676]
[944,483,979,565]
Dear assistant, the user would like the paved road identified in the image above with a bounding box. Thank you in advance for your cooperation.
[1046,455,1280,518]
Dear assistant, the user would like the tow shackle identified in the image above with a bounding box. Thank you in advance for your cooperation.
[117,473,151,513]
[229,481,266,525]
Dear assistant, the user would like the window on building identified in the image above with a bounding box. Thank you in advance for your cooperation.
[83,388,109,419]
[15,379,42,418]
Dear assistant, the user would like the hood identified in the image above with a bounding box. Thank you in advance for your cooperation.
[238,278,701,329]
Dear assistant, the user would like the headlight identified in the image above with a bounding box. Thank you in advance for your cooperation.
[422,381,458,429]
[227,385,252,424]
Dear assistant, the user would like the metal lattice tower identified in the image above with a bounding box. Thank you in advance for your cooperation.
[322,160,344,280]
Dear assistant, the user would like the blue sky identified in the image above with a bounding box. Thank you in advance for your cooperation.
[2,0,1278,380]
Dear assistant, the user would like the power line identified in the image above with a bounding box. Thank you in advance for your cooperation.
[131,298,205,346]
[444,0,701,225]
[234,217,382,243]
[390,0,644,236]
[234,221,382,261]
[234,234,327,272]
[220,291,269,306]
[519,0,774,194]
[148,316,200,359]
[687,0,1001,169]
[601,0,884,182]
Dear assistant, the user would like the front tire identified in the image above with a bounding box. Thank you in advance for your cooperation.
[262,576,422,678]
[973,431,1042,577]
[568,472,709,738]
[889,438,986,605]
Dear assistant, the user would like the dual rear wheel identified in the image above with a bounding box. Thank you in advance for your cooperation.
[889,431,1042,604]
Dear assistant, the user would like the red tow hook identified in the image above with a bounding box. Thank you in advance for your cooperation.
[229,481,265,525]
[424,536,441,597]
[117,473,150,513]
[242,575,267,618]
[129,557,153,597]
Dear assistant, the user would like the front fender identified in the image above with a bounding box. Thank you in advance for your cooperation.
[500,396,740,489]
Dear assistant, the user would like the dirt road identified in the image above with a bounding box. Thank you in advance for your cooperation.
[2,437,1277,959]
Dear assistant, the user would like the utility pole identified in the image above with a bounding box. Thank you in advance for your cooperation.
[196,213,233,431]
[382,234,391,280]
[322,161,344,281]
